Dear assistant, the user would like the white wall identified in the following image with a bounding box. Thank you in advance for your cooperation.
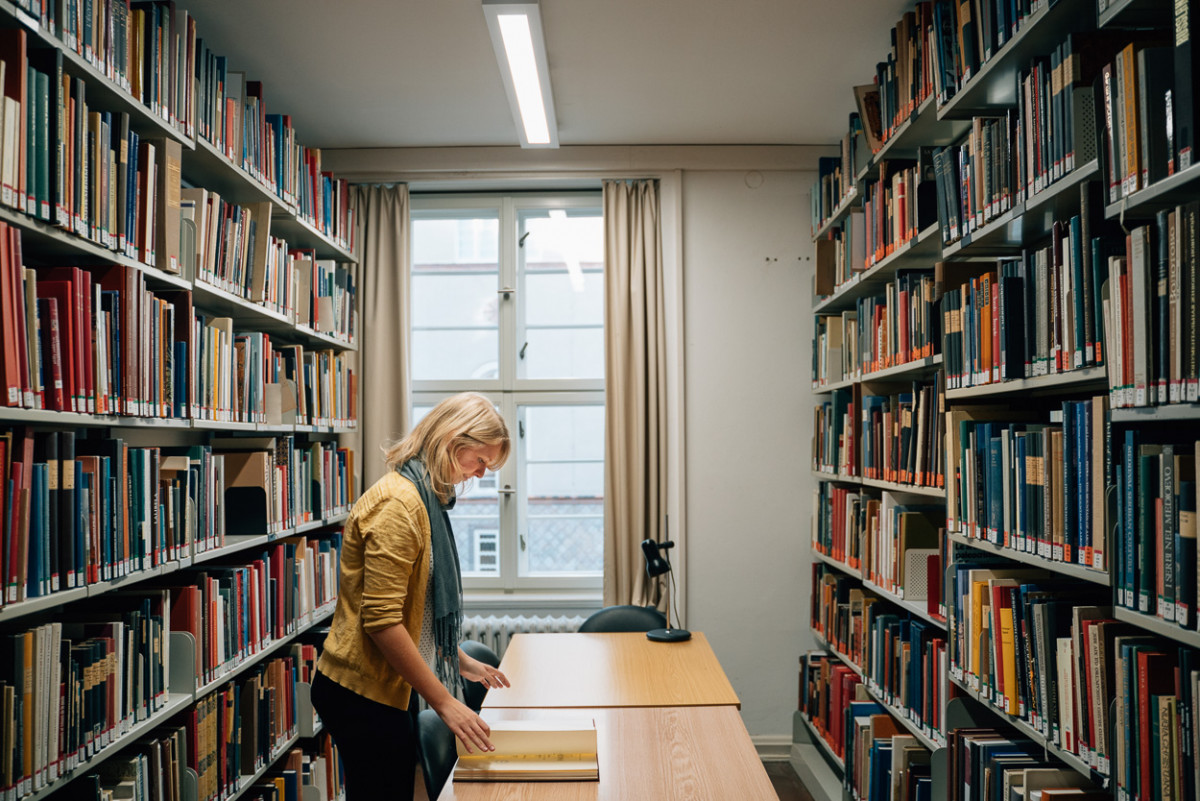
[681,168,818,746]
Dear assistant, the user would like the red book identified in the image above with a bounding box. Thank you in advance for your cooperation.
[36,280,78,411]
[1137,650,1174,801]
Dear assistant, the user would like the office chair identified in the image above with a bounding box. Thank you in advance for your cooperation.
[459,639,501,711]
[577,604,667,633]
[417,708,457,800]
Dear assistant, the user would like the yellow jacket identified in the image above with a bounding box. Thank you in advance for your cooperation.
[316,470,431,709]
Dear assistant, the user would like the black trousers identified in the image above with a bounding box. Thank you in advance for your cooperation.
[311,670,418,800]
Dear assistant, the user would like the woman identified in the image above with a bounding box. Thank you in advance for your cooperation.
[311,392,512,799]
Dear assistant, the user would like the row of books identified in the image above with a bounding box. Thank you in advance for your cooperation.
[946,398,1109,571]
[66,730,344,801]
[0,590,170,797]
[1113,433,1198,629]
[188,655,299,801]
[32,0,354,253]
[949,560,1132,776]
[0,562,339,800]
[0,426,354,606]
[814,210,866,298]
[812,272,940,388]
[2,27,201,275]
[192,318,357,427]
[814,311,858,388]
[940,226,1108,391]
[240,738,345,801]
[0,223,359,424]
[945,728,1106,801]
[861,383,945,491]
[1103,212,1200,409]
[185,186,359,344]
[950,561,1200,801]
[861,160,937,270]
[191,46,355,249]
[813,156,855,235]
[925,0,1057,108]
[171,537,341,688]
[930,117,1015,244]
[813,388,856,477]
[932,31,1106,238]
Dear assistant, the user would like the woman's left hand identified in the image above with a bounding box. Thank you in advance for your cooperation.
[459,651,511,690]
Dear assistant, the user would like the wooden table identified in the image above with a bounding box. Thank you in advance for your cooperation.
[437,705,776,800]
[483,631,740,709]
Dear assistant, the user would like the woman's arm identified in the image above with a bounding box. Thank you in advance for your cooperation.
[368,624,495,753]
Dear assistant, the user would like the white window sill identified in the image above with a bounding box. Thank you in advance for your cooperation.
[463,589,603,617]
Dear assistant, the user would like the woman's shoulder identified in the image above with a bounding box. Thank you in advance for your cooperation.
[351,470,427,520]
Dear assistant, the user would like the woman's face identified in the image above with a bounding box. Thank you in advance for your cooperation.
[455,443,503,483]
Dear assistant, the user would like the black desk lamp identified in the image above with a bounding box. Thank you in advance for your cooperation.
[641,534,691,643]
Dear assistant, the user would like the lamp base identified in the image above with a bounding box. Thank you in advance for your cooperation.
[646,627,692,643]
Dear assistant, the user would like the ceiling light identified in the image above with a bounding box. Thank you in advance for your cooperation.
[483,0,559,148]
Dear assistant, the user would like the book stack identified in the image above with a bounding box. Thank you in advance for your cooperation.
[815,210,868,297]
[813,482,866,571]
[853,270,939,376]
[1113,434,1198,625]
[814,312,859,388]
[947,399,1109,571]
[813,156,853,236]
[864,607,948,746]
[860,385,944,490]
[67,725,189,801]
[863,159,937,267]
[0,590,171,796]
[800,651,864,762]
[814,388,858,477]
[246,739,345,801]
[945,729,1106,801]
[1102,212,1200,409]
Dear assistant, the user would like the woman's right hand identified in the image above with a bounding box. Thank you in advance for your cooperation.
[434,696,495,754]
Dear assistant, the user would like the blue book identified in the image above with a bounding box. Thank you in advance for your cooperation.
[1124,430,1137,609]
[1177,481,1197,628]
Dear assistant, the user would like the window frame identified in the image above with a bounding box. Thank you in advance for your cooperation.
[410,191,605,593]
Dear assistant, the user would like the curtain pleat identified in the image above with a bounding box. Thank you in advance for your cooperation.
[352,183,410,489]
[603,179,670,611]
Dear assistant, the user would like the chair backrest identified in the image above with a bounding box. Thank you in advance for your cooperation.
[417,708,457,800]
[577,604,666,633]
[459,640,501,711]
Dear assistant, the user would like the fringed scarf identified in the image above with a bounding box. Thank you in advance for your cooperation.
[398,459,462,698]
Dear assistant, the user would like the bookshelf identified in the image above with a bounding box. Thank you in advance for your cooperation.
[803,1,1200,798]
[0,2,358,800]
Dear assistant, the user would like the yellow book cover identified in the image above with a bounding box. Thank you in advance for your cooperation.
[454,719,598,782]
[998,603,1018,715]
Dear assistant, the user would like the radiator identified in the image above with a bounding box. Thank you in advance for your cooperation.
[461,614,585,659]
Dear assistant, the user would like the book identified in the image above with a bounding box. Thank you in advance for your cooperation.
[452,719,599,782]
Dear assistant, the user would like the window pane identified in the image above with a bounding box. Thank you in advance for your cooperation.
[522,404,604,576]
[412,215,499,382]
[412,404,501,578]
[519,211,604,380]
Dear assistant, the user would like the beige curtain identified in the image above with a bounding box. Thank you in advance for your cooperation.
[352,183,410,490]
[603,179,669,609]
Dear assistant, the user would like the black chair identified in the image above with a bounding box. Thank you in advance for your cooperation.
[459,639,501,711]
[577,604,666,633]
[417,708,457,800]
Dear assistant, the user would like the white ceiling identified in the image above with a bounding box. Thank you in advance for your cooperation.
[180,0,913,150]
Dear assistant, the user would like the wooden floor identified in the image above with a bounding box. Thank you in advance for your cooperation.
[415,759,815,800]
[766,760,816,801]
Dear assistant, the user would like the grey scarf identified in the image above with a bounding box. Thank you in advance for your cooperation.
[398,459,462,698]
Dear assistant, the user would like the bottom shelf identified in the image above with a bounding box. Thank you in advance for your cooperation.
[792,710,845,801]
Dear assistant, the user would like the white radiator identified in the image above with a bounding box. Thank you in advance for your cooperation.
[461,614,585,659]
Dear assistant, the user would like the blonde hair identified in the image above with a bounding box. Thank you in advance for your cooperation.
[385,392,511,504]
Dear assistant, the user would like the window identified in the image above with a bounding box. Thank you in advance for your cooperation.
[411,194,604,591]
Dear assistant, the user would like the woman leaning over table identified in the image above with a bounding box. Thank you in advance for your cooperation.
[311,392,512,800]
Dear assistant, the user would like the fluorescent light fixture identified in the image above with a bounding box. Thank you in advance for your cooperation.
[483,0,559,148]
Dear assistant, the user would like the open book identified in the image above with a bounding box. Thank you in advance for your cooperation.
[453,718,599,782]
